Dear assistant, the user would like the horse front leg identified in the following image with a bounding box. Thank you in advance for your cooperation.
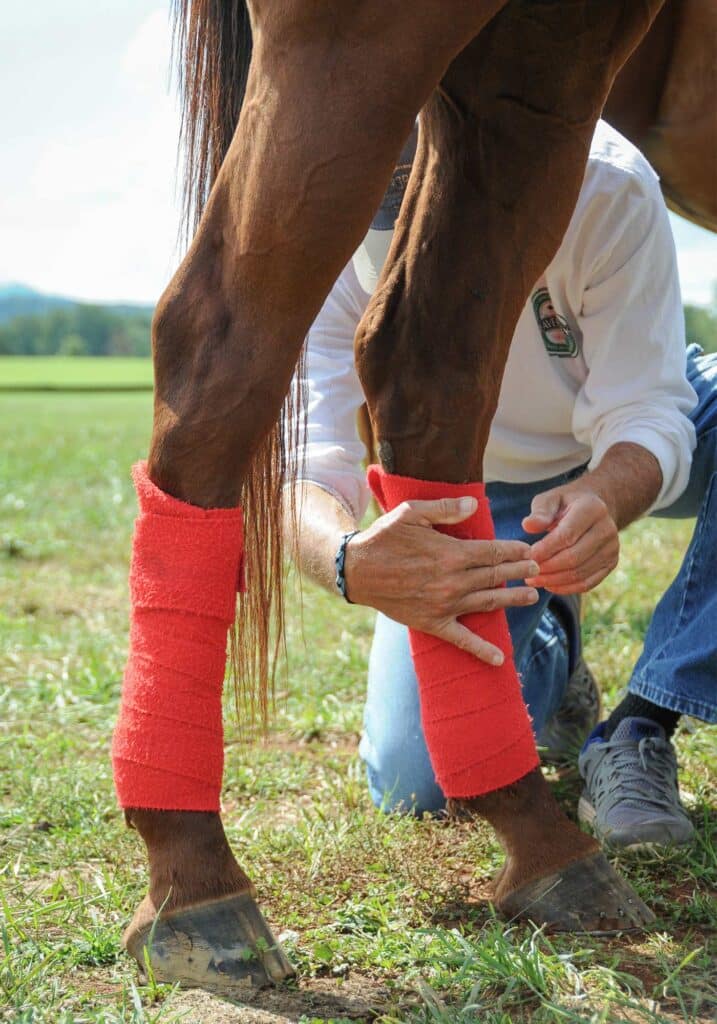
[356,0,664,932]
[116,0,512,992]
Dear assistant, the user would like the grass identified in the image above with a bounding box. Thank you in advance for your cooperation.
[0,357,152,389]
[0,390,714,1023]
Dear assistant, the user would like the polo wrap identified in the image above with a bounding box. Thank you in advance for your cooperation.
[367,465,539,797]
[111,462,243,811]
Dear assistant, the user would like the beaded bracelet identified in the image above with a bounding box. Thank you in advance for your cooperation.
[334,530,360,603]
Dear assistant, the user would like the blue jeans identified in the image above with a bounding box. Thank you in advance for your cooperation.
[359,346,717,813]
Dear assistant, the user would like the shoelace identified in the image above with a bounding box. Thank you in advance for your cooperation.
[593,737,682,814]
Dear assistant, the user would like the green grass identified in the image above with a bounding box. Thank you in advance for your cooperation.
[0,357,152,389]
[0,393,714,1023]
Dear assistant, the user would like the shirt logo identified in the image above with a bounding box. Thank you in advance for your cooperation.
[532,287,578,358]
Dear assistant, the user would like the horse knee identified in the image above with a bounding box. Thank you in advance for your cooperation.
[152,279,235,415]
[355,306,482,478]
[149,276,250,488]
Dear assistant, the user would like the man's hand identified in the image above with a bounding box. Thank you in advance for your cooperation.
[522,483,619,594]
[345,497,539,665]
[522,443,663,595]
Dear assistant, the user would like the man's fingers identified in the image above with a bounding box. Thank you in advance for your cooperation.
[439,621,505,666]
[528,521,614,577]
[458,538,534,568]
[529,500,598,563]
[457,585,539,616]
[541,567,612,595]
[528,549,615,590]
[462,558,540,592]
[401,496,477,526]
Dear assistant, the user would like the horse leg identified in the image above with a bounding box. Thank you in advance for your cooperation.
[641,0,717,231]
[117,0,517,991]
[356,0,664,932]
[605,0,717,232]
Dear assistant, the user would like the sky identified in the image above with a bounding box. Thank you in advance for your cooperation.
[1,1,715,307]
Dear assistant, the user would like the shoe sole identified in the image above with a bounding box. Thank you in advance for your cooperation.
[578,794,692,852]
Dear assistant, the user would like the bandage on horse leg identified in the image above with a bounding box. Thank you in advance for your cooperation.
[367,466,539,798]
[112,462,244,812]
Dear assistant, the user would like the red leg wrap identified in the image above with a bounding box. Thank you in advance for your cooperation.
[367,466,539,798]
[111,463,243,811]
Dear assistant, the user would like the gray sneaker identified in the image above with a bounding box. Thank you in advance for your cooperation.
[538,659,601,764]
[578,717,694,849]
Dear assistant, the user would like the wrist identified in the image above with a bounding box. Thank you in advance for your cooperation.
[574,476,620,525]
[334,530,361,603]
[579,444,662,529]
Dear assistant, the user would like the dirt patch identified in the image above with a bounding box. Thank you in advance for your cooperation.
[166,976,389,1023]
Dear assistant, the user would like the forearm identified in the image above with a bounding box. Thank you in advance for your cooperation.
[283,481,357,593]
[582,442,662,529]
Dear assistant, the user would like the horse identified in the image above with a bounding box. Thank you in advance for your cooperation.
[605,0,716,233]
[111,0,715,994]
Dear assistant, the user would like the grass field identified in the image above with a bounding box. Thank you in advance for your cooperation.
[0,357,152,389]
[0,389,714,1024]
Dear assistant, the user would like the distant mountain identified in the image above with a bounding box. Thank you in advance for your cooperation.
[0,283,38,297]
[0,283,154,324]
[0,285,156,357]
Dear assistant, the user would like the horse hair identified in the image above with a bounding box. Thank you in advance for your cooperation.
[171,0,306,730]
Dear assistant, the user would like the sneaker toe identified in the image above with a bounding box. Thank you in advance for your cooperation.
[602,813,694,849]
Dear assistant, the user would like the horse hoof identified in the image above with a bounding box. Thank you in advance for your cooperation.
[123,891,295,993]
[496,852,656,934]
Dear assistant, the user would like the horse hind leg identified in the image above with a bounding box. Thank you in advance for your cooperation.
[643,0,717,231]
[356,0,664,933]
[117,0,514,993]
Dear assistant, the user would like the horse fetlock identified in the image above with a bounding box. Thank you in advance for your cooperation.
[445,772,652,934]
[125,812,289,986]
[128,809,254,912]
[450,768,600,894]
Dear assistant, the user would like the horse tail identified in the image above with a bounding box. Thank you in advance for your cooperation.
[172,0,305,730]
[172,0,253,236]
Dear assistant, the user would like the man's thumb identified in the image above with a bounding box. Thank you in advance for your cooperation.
[522,492,562,534]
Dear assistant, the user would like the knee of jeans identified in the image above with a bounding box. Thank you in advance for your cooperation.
[361,734,445,816]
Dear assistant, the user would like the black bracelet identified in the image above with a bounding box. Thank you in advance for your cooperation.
[335,530,360,603]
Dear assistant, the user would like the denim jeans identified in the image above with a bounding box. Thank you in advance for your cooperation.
[359,345,717,813]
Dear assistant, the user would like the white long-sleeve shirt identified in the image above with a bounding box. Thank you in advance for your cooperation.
[295,121,697,521]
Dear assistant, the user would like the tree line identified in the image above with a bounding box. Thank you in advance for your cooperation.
[0,305,153,357]
[684,301,717,355]
[1,297,716,358]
